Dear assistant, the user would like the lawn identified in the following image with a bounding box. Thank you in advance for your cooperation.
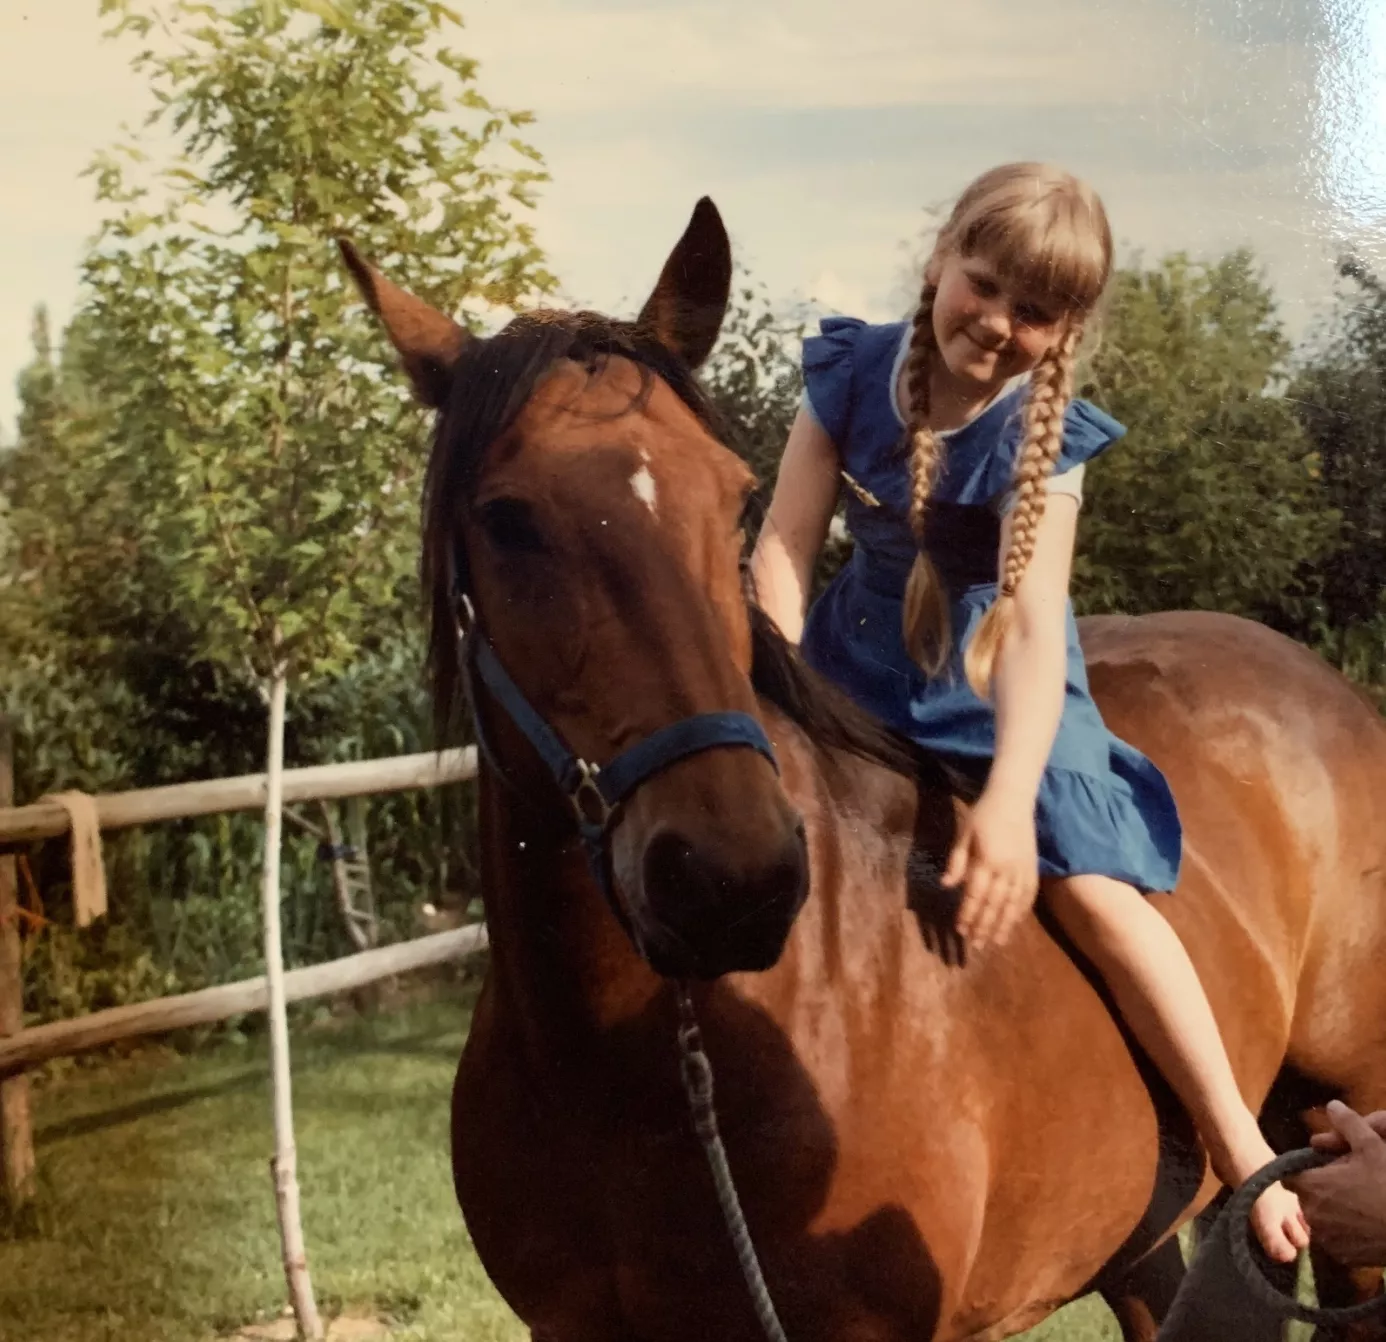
[0,979,1131,1342]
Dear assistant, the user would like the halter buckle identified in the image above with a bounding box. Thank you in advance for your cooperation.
[569,760,613,833]
[454,592,476,641]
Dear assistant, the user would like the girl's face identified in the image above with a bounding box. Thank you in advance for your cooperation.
[928,249,1070,391]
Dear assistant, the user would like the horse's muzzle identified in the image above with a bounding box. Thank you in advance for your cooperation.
[634,817,809,980]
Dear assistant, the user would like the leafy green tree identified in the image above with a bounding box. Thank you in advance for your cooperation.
[2,305,265,797]
[703,270,807,492]
[697,276,857,594]
[87,0,553,688]
[1073,250,1338,620]
[1289,258,1386,685]
[15,1,558,1328]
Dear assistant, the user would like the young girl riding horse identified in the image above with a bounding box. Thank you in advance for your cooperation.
[748,160,1309,1264]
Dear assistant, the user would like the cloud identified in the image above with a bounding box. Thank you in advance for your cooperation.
[1,0,1381,441]
[802,269,893,321]
[0,3,158,438]
[458,0,1197,114]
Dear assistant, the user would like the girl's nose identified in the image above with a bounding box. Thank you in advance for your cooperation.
[979,302,1012,337]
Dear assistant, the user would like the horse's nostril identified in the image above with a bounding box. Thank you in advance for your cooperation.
[642,827,807,921]
[643,831,725,914]
[637,824,807,978]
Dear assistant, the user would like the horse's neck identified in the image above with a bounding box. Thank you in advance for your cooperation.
[753,704,958,993]
[474,712,962,1068]
[476,767,664,1063]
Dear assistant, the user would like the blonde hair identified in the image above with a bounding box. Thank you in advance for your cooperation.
[900,161,1112,699]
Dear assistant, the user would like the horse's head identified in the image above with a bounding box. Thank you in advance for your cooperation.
[342,200,808,980]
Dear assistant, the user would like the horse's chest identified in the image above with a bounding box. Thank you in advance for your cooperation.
[453,1038,963,1341]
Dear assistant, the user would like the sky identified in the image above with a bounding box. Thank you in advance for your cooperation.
[1,0,1384,440]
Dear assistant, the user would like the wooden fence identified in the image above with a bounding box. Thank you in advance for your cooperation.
[0,923,487,1078]
[0,730,482,1214]
[0,746,477,846]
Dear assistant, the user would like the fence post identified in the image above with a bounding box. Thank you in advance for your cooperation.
[0,716,36,1217]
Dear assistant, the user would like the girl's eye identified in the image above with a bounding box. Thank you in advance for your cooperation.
[970,275,999,298]
[1015,303,1055,327]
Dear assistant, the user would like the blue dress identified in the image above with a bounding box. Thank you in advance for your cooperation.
[798,316,1182,894]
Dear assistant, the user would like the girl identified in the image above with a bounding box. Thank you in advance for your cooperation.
[748,161,1309,1263]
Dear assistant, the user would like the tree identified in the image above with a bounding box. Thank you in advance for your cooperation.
[702,270,807,493]
[1072,250,1338,621]
[73,1,556,1331]
[88,0,552,685]
[698,276,854,594]
[1290,258,1386,686]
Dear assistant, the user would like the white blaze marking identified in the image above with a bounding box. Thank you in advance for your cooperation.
[631,464,658,514]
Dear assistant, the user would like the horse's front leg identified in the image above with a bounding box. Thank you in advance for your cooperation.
[1099,1236,1185,1342]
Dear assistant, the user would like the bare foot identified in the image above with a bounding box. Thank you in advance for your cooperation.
[1211,1126,1312,1263]
[1246,1179,1311,1264]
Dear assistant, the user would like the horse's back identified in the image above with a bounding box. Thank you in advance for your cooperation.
[1079,610,1386,1094]
[1079,609,1385,739]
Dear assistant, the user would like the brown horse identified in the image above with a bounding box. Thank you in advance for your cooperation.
[341,202,1386,1342]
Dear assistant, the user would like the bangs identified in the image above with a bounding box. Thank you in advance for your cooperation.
[961,191,1109,314]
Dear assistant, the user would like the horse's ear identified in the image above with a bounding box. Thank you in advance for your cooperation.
[636,197,732,370]
[337,238,471,409]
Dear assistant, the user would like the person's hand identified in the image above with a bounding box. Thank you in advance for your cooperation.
[1287,1100,1386,1268]
[1310,1103,1386,1154]
[945,784,1039,952]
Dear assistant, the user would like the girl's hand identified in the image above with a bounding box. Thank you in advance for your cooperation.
[944,784,1040,952]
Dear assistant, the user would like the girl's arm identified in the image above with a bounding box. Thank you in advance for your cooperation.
[747,406,842,644]
[988,495,1077,802]
[948,493,1079,950]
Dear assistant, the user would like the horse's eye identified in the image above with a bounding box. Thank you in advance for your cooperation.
[475,497,546,553]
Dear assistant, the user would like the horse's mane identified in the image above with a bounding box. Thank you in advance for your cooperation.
[744,603,976,800]
[421,309,973,803]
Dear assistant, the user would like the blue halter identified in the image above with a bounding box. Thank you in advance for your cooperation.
[455,594,780,920]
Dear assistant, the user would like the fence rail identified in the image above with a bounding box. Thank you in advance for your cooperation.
[0,747,479,846]
[0,923,488,1079]
[0,739,487,1218]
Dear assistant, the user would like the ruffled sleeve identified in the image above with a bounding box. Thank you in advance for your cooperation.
[801,315,866,447]
[1056,399,1127,472]
[936,394,1128,506]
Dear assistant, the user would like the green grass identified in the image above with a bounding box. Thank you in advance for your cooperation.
[0,986,521,1342]
[0,983,1152,1342]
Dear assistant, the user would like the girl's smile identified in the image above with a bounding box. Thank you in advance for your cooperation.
[930,253,1066,395]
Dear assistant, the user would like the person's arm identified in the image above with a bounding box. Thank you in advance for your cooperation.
[747,405,841,644]
[948,494,1078,950]
[1289,1101,1386,1267]
[989,496,1077,802]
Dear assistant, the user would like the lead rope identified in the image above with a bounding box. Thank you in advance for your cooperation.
[1224,1148,1386,1325]
[675,983,790,1342]
[1157,1146,1386,1336]
[676,985,1386,1336]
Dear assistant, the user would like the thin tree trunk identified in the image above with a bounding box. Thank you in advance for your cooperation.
[262,672,323,1340]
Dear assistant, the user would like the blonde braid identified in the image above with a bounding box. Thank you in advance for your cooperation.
[900,283,954,675]
[962,325,1081,699]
